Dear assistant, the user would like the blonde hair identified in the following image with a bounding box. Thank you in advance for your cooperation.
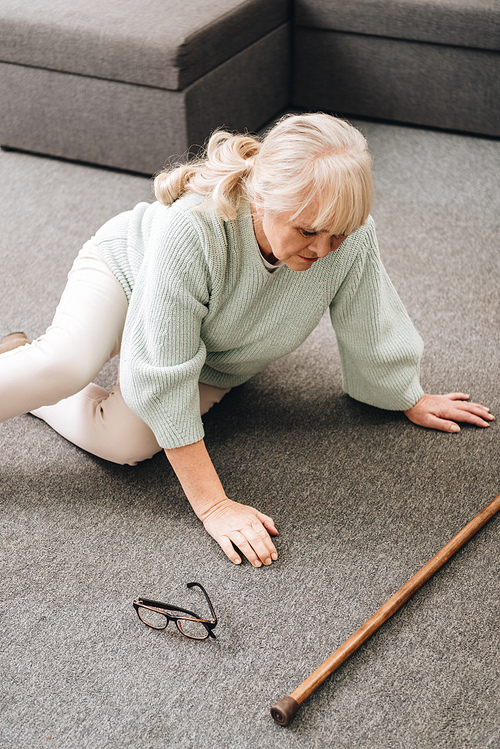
[154,113,374,234]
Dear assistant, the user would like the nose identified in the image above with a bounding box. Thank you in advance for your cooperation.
[312,234,340,257]
[330,235,345,251]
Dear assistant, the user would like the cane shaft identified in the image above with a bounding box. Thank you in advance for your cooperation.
[273,493,500,721]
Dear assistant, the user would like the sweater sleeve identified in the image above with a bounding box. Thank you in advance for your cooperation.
[118,210,212,449]
[329,218,425,411]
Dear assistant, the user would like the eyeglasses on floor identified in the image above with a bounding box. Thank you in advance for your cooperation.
[133,581,217,640]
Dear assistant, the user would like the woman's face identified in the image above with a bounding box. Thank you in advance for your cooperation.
[252,203,347,272]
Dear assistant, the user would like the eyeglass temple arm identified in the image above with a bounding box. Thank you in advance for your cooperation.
[187,582,217,623]
[135,598,204,619]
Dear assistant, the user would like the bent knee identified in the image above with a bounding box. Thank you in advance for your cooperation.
[58,358,99,396]
[31,383,162,466]
[104,435,162,466]
[30,335,108,399]
[91,386,162,465]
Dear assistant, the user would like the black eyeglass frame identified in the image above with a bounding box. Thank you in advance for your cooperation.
[133,582,217,640]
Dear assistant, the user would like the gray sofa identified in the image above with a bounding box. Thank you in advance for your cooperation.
[293,0,500,138]
[0,0,291,174]
[0,0,498,174]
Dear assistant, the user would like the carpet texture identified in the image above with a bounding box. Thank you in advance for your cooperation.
[0,118,499,749]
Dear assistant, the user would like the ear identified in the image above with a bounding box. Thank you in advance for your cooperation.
[250,198,265,222]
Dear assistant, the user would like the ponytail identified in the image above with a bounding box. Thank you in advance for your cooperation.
[154,130,260,220]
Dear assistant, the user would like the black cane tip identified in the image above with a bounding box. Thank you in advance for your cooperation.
[270,695,300,726]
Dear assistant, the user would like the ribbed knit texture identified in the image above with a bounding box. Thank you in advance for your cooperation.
[95,193,424,448]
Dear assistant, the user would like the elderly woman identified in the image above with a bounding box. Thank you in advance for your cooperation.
[0,114,493,567]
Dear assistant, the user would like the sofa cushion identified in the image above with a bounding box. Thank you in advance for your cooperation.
[293,28,500,136]
[0,0,290,90]
[0,24,290,173]
[294,0,500,51]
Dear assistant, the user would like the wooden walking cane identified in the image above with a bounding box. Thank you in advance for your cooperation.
[270,493,500,726]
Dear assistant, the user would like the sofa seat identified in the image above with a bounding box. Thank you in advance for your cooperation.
[0,0,291,173]
[293,0,500,136]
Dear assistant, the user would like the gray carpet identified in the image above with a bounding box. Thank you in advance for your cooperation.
[0,118,499,749]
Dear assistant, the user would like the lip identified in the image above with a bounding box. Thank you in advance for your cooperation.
[298,255,318,263]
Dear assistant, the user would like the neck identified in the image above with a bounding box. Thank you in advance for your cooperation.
[250,202,278,264]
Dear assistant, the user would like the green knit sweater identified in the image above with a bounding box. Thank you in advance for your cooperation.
[95,193,424,449]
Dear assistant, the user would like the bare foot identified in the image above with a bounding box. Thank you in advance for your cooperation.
[0,332,30,354]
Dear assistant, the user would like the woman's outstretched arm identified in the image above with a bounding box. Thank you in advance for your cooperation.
[164,440,278,567]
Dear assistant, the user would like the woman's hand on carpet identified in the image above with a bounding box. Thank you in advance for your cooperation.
[404,393,494,433]
[202,498,278,567]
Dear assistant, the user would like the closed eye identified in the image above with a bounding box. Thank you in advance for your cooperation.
[299,228,317,237]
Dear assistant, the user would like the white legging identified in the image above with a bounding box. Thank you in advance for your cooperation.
[0,239,229,465]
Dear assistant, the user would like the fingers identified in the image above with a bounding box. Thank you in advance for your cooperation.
[443,398,494,428]
[457,409,494,428]
[423,415,461,433]
[229,522,278,568]
[256,511,279,536]
[214,524,278,568]
[203,502,279,567]
[216,535,243,566]
[406,393,494,432]
[426,409,494,432]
